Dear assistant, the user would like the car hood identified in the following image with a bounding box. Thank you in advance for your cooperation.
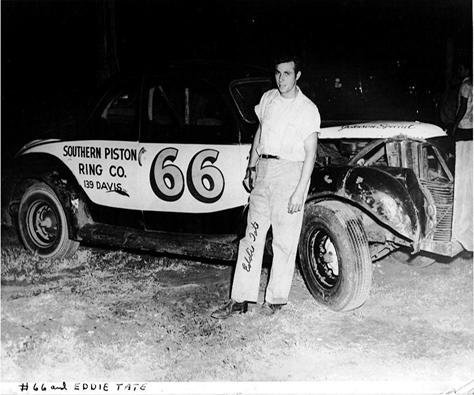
[320,121,446,140]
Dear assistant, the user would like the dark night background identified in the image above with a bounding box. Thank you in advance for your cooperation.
[2,0,472,158]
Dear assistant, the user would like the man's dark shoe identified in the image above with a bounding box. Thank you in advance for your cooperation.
[211,300,248,319]
[261,302,284,316]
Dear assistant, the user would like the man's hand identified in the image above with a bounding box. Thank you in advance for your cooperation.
[288,188,305,214]
[287,132,317,213]
[243,167,257,192]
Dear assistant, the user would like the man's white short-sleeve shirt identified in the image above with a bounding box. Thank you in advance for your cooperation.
[254,87,320,161]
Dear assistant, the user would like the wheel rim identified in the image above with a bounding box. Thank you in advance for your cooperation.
[308,228,340,290]
[26,200,60,249]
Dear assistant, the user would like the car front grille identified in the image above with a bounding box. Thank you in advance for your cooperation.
[420,180,454,242]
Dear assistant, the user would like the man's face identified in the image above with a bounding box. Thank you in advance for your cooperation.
[275,61,301,97]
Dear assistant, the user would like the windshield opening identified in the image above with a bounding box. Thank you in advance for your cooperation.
[230,78,273,124]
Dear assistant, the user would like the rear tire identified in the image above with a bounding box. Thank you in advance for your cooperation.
[18,182,79,259]
[299,200,373,311]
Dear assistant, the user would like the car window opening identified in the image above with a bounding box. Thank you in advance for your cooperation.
[144,81,233,143]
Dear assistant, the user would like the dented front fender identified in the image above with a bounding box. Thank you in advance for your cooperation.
[310,166,420,241]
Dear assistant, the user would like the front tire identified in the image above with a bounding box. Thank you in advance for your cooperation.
[18,182,79,259]
[299,200,373,311]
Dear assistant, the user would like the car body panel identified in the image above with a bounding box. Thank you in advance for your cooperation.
[319,121,446,140]
[309,166,420,241]
[136,142,251,213]
[19,140,253,214]
[19,140,142,210]
[344,167,420,241]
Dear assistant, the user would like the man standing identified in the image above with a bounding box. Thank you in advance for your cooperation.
[212,56,320,319]
[452,61,473,252]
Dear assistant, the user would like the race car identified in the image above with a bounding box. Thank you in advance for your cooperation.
[9,62,458,311]
[10,62,272,260]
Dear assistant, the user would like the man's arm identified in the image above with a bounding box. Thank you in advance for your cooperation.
[244,125,262,190]
[288,132,318,214]
[248,125,261,168]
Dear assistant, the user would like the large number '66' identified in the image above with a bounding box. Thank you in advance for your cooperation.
[187,149,225,203]
[150,148,225,203]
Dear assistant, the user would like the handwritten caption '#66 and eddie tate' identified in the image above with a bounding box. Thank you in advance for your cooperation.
[14,382,147,394]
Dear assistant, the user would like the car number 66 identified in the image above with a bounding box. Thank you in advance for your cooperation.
[150,147,225,203]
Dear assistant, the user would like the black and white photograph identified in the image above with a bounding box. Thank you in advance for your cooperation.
[1,0,473,394]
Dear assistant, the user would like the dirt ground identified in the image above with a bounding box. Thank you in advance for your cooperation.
[1,224,473,393]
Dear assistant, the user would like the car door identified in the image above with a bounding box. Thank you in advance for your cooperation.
[137,73,250,234]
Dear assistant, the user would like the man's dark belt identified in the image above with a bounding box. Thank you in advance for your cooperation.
[455,128,473,142]
[260,154,280,159]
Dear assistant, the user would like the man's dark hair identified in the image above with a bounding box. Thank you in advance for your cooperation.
[273,54,302,74]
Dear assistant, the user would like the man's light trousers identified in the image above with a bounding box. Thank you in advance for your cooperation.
[453,139,473,251]
[231,158,307,305]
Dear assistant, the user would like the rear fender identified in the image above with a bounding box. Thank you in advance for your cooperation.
[9,153,94,240]
[310,166,420,242]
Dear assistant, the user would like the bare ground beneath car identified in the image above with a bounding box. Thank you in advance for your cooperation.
[1,225,473,392]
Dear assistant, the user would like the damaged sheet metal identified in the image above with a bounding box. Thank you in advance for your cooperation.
[344,167,420,240]
[309,166,420,241]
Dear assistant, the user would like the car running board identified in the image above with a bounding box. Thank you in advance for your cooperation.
[78,223,239,261]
